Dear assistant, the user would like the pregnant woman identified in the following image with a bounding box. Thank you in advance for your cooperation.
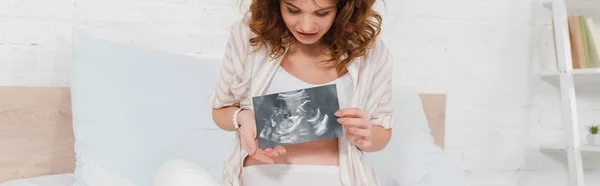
[155,0,396,186]
[209,0,396,185]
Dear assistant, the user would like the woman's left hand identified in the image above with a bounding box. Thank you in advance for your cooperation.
[335,108,372,149]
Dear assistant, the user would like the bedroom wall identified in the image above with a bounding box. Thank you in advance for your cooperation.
[1,0,599,185]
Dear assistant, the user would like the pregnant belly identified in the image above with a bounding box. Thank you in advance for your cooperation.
[243,138,339,167]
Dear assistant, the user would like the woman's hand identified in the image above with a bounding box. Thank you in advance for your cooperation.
[335,108,373,149]
[237,109,286,164]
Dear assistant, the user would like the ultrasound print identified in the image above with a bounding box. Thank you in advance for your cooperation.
[252,84,343,149]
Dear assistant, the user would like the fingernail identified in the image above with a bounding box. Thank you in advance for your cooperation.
[350,127,357,133]
[335,111,342,116]
[337,118,343,123]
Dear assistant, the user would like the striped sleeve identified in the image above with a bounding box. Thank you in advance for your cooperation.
[368,39,396,129]
[210,21,250,109]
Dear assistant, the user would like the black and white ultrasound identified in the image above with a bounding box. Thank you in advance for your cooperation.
[252,84,343,149]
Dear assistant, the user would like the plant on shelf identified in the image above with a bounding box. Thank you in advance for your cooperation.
[587,122,600,146]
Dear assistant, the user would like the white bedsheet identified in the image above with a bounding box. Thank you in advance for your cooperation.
[0,173,73,186]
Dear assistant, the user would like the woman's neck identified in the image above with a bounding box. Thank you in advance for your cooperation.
[289,41,330,57]
[285,41,339,70]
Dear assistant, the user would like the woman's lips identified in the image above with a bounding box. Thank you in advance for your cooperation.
[297,32,317,40]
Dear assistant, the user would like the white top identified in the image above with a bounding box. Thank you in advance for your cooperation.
[241,164,342,186]
[265,67,354,109]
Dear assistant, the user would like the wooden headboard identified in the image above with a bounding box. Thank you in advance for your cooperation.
[0,87,446,182]
[0,86,75,182]
[419,94,447,149]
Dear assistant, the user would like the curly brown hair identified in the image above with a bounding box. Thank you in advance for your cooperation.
[244,0,383,73]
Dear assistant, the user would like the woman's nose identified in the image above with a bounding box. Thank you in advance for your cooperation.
[299,15,315,33]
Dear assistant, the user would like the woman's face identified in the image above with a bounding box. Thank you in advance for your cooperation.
[280,0,337,45]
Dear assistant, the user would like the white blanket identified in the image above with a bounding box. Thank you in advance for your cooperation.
[0,174,73,186]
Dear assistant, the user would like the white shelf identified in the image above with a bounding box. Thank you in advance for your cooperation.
[540,1,600,185]
[540,68,600,88]
[581,144,600,152]
[544,0,600,20]
[540,144,566,152]
[545,0,600,8]
[540,68,600,75]
[540,143,600,153]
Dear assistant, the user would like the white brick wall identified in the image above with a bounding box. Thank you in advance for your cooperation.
[1,0,599,185]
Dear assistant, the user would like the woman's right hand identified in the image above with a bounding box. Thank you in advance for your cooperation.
[237,109,286,164]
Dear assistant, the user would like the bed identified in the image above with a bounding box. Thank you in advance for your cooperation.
[0,85,449,186]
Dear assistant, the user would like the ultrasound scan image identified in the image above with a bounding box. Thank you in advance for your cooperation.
[252,84,343,149]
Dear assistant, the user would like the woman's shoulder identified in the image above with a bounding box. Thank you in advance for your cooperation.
[231,17,252,35]
[227,18,272,57]
[227,18,255,46]
[362,37,393,66]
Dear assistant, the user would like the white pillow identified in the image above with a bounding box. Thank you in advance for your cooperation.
[71,30,235,186]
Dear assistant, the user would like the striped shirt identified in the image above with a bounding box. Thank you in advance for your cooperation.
[208,19,395,186]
